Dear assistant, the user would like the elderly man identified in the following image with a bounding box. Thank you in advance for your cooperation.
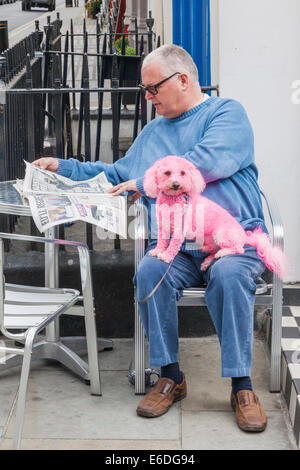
[33,44,267,432]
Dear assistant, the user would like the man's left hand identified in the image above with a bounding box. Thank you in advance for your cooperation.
[108,179,142,201]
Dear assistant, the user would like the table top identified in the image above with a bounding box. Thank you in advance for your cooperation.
[0,180,31,216]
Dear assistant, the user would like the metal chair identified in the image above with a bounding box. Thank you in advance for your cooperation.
[0,232,100,450]
[133,190,284,395]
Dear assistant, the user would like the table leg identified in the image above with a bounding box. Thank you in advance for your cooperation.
[45,227,60,342]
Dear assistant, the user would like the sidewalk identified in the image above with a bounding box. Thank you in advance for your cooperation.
[0,335,297,450]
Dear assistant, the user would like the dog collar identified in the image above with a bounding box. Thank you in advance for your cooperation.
[161,192,190,201]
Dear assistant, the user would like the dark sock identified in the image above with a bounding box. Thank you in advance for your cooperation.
[161,362,183,384]
[231,376,253,395]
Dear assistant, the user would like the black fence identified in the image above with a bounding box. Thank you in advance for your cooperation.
[0,13,219,248]
[0,0,18,5]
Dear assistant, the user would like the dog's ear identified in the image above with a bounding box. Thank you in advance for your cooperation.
[190,165,206,194]
[143,160,161,198]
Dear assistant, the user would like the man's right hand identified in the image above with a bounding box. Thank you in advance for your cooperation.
[33,157,59,173]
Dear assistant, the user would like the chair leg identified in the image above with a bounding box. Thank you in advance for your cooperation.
[269,275,283,392]
[135,295,146,395]
[83,303,101,396]
[12,328,37,450]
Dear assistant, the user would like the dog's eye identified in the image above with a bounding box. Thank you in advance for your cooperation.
[164,171,171,176]
[181,171,185,176]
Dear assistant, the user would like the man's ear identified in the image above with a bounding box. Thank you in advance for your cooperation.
[179,73,189,91]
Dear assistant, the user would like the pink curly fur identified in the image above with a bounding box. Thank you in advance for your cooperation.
[143,155,288,278]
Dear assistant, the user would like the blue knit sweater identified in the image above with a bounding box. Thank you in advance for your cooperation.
[57,96,266,256]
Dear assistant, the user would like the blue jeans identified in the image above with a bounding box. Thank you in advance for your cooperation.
[133,246,265,377]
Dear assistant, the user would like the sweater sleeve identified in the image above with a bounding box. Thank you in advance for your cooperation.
[56,113,154,187]
[57,135,141,185]
[57,157,126,184]
[183,99,255,183]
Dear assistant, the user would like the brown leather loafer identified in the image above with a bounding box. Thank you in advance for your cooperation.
[137,375,187,418]
[231,390,267,432]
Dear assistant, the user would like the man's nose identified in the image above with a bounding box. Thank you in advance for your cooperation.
[145,90,154,101]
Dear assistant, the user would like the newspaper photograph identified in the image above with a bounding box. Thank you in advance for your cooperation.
[15,161,127,238]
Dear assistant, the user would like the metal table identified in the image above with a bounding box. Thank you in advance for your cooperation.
[0,180,113,395]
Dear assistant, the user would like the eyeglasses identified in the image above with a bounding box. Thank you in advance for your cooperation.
[138,72,180,95]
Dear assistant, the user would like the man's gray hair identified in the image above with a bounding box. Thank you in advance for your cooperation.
[142,44,199,83]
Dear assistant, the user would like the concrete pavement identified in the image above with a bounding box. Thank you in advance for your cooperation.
[0,335,297,450]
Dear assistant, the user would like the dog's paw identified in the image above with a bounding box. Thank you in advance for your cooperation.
[157,252,174,264]
[149,248,160,257]
[200,260,210,271]
[200,254,215,271]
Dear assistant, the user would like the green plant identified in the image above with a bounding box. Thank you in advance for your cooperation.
[113,37,136,55]
[91,0,102,16]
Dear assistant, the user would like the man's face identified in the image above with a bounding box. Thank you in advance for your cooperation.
[141,63,184,119]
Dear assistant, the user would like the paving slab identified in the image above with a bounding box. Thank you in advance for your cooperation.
[181,410,296,450]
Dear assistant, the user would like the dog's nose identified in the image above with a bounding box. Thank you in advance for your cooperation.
[171,182,181,191]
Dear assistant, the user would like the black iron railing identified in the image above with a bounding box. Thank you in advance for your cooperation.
[0,13,219,248]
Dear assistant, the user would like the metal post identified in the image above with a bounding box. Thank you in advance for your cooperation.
[0,21,8,54]
[81,39,93,249]
[53,53,64,158]
[25,55,35,162]
[0,56,7,182]
[62,31,73,158]
[82,52,91,162]
[0,66,9,236]
[146,11,154,53]
[45,226,60,342]
[77,31,88,160]
[70,19,76,109]
[94,33,107,162]
[111,54,120,250]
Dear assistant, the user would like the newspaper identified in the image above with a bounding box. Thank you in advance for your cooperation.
[14,161,127,238]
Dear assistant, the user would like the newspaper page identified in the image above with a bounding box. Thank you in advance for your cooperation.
[15,162,127,238]
[22,160,113,194]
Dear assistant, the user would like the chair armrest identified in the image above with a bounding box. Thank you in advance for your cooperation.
[0,232,88,250]
[0,232,93,303]
[134,200,147,269]
[260,190,284,251]
[260,189,284,318]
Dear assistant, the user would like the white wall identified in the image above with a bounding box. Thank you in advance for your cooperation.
[147,0,173,44]
[218,0,300,282]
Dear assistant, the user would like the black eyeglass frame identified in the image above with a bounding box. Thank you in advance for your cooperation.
[138,72,181,95]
